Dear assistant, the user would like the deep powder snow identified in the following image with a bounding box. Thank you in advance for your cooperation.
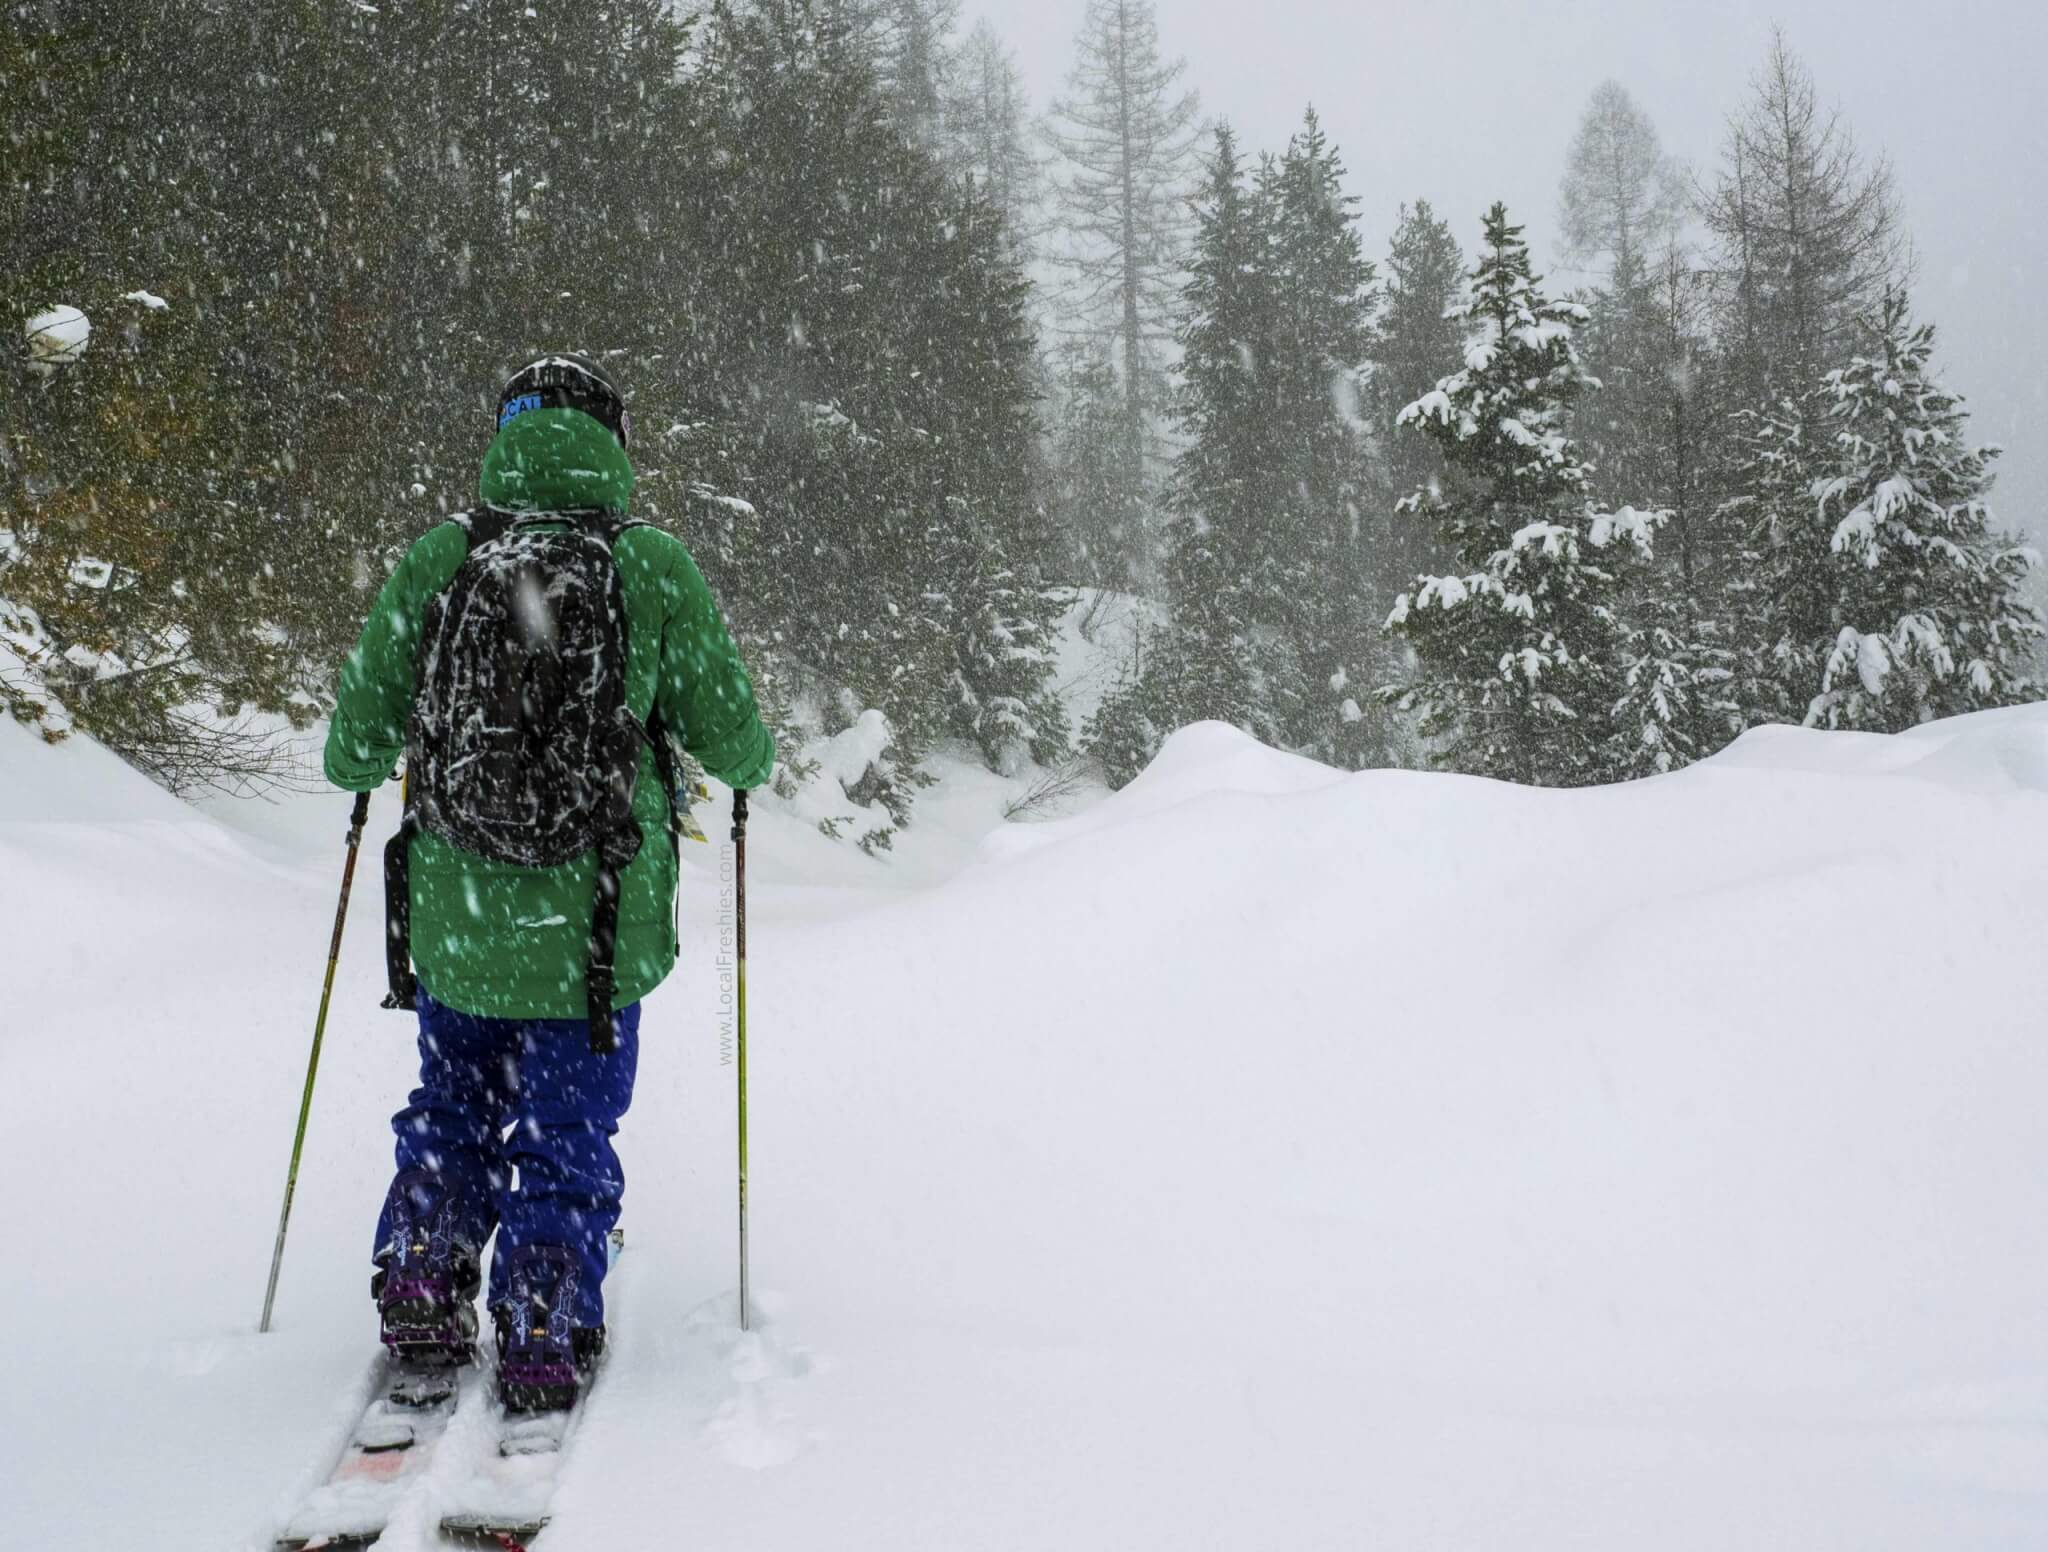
[4,705,2047,1550]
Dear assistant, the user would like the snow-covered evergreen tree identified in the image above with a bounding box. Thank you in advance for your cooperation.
[1753,290,2040,730]
[1717,394,1818,726]
[1600,249,1743,775]
[1383,204,1649,787]
[1606,571,1738,778]
[1,1,321,785]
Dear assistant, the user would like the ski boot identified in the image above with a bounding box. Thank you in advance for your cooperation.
[493,1245,605,1414]
[372,1171,481,1369]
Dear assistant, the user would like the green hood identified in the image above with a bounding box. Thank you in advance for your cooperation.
[478,406,635,513]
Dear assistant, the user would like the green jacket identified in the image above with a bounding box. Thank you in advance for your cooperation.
[324,406,775,1019]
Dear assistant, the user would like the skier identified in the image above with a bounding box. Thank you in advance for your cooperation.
[323,354,775,1412]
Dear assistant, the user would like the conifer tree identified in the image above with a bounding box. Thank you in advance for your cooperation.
[1600,247,1743,775]
[1045,340,1148,590]
[1556,83,1690,525]
[1256,111,1383,763]
[1085,124,1265,784]
[1701,30,1909,409]
[1,0,309,782]
[3,0,1065,817]
[844,0,962,151]
[1717,393,1819,725]
[1552,83,1751,774]
[1558,81,1686,281]
[1091,115,1385,780]
[1753,291,2039,730]
[1159,125,1280,734]
[1042,0,1201,592]
[944,20,1039,263]
[1364,201,1465,584]
[681,0,1061,790]
[1383,204,1649,786]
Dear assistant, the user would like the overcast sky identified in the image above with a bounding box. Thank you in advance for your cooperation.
[977,0,2048,550]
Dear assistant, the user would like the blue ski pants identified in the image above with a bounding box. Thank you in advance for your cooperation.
[373,989,639,1325]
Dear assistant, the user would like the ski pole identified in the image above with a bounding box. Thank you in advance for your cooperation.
[733,788,751,1331]
[260,788,373,1334]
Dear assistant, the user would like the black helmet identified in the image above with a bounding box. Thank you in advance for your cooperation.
[496,353,630,448]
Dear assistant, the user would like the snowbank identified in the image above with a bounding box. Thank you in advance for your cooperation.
[5,706,2047,1550]
[0,709,196,825]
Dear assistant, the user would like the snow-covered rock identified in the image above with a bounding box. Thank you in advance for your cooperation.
[25,303,90,373]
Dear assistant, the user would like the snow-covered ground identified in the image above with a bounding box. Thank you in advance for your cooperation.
[5,698,2048,1551]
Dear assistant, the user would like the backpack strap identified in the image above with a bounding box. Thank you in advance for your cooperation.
[584,514,655,1055]
[379,809,420,1012]
[586,823,638,1055]
[647,708,684,958]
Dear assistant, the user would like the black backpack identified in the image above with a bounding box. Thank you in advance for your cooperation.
[379,508,679,1053]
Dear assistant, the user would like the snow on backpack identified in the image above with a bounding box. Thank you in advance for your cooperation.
[379,508,679,1053]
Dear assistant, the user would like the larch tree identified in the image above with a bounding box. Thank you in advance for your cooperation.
[944,20,1039,263]
[1700,29,1909,410]
[1041,0,1202,594]
[1556,80,1686,513]
[1558,80,1687,282]
[1555,81,1756,772]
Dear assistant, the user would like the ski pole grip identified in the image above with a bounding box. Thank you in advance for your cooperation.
[348,790,371,838]
[731,787,748,843]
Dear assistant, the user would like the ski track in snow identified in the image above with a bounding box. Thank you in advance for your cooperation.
[6,695,2048,1551]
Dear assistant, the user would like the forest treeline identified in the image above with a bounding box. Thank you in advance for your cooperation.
[2,0,2036,827]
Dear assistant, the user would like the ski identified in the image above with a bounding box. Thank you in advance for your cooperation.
[436,1228,624,1548]
[434,1363,601,1549]
[274,1358,466,1551]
